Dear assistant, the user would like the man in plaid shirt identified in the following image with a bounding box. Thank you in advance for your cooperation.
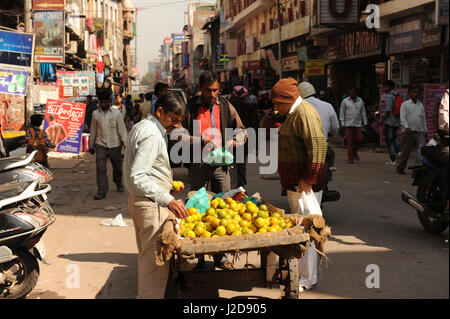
[271,77,327,294]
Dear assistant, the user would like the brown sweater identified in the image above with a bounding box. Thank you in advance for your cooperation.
[278,99,327,192]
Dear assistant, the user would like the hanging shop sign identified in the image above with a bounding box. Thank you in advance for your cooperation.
[0,30,34,70]
[242,60,262,71]
[34,10,65,63]
[297,46,308,62]
[318,0,359,25]
[56,71,96,98]
[387,14,422,55]
[43,99,86,154]
[305,59,325,76]
[436,0,449,25]
[422,8,442,47]
[0,93,25,131]
[33,0,65,10]
[338,31,382,59]
[282,55,299,71]
[0,68,29,96]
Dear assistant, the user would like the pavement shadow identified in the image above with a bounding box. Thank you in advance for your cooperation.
[58,252,138,299]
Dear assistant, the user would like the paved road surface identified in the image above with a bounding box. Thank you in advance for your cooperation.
[24,144,448,299]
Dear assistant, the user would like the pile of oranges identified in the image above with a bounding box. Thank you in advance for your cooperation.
[179,197,293,238]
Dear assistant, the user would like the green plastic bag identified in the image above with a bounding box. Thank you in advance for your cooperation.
[185,187,210,213]
[205,147,234,167]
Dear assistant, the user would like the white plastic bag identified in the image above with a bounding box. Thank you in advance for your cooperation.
[100,213,132,227]
[298,190,323,217]
[296,190,322,289]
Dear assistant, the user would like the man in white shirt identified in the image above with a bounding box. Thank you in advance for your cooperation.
[298,81,339,200]
[397,83,427,175]
[340,88,367,163]
[89,89,128,199]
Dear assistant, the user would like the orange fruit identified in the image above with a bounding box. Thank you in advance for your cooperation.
[188,207,198,216]
[254,217,266,229]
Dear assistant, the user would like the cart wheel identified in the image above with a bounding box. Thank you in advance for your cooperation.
[279,258,299,299]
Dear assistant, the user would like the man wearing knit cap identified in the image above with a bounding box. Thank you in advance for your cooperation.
[271,77,327,293]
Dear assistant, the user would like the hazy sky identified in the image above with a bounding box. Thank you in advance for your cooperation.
[133,0,216,77]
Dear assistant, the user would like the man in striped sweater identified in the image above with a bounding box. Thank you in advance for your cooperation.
[271,77,327,293]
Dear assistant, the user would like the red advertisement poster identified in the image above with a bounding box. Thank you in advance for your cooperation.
[43,99,86,154]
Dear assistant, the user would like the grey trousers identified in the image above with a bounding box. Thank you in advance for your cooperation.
[397,131,426,171]
[95,144,123,195]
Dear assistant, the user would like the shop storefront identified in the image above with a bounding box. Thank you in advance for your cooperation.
[326,29,387,108]
[386,7,449,87]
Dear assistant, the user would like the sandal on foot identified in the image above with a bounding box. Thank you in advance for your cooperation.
[215,260,234,271]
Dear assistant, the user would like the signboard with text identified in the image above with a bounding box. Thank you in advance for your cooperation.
[34,10,65,63]
[33,0,65,10]
[424,84,447,141]
[56,71,96,98]
[43,99,86,154]
[387,14,422,55]
[0,30,34,69]
[0,68,29,96]
[305,59,325,76]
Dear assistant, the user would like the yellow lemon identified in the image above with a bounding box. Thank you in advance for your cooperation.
[258,210,269,218]
[211,217,221,228]
[254,217,266,229]
[242,227,254,235]
[242,213,252,222]
[220,219,231,227]
[186,223,195,230]
[268,226,278,233]
[215,226,227,236]
[257,228,267,234]
[204,222,214,232]
[231,230,242,236]
[239,220,250,228]
[201,230,212,238]
[226,223,238,235]
[259,204,268,211]
[270,217,279,226]
[206,208,216,216]
[272,212,281,218]
[194,224,205,236]
[185,230,196,237]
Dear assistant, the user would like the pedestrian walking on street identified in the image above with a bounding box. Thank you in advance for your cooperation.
[340,88,367,163]
[84,95,98,133]
[298,81,339,202]
[89,88,128,200]
[272,77,327,293]
[182,70,247,270]
[382,80,401,165]
[26,114,55,168]
[112,95,126,119]
[151,82,169,115]
[124,92,188,299]
[397,83,427,175]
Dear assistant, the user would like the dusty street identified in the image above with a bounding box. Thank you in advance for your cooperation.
[23,142,448,300]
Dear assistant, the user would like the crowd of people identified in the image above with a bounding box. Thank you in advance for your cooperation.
[18,69,449,299]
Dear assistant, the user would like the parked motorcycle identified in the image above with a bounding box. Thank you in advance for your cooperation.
[0,151,55,299]
[401,141,449,234]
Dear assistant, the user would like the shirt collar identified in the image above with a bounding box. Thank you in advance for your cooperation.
[147,114,167,137]
[289,96,303,114]
[197,96,220,109]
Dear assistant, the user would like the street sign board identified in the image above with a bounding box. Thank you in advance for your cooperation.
[0,30,34,69]
[34,10,65,63]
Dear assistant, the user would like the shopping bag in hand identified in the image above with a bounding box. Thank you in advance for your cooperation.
[298,190,322,217]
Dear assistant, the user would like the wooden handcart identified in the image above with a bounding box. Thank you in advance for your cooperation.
[156,197,330,299]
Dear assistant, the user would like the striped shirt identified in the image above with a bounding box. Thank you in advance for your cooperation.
[278,98,327,192]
